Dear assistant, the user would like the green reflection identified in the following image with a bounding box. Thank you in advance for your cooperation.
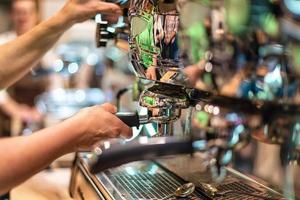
[225,0,250,35]
[260,13,279,37]
[195,111,209,127]
[291,44,300,74]
[143,96,155,106]
[184,21,209,63]
[134,12,158,68]
[203,73,213,87]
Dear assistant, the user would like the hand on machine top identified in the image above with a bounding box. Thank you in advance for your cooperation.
[60,0,122,24]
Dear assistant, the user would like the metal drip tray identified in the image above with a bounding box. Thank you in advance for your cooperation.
[93,160,283,200]
[190,174,283,200]
[109,172,192,199]
[96,161,204,199]
[70,154,286,200]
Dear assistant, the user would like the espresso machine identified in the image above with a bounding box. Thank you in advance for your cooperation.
[70,0,300,199]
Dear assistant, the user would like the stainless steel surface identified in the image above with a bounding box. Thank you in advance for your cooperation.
[128,0,300,96]
[157,155,286,200]
[86,0,300,198]
[139,82,190,135]
[125,0,300,191]
[74,154,204,200]
[70,153,286,200]
[161,182,195,200]
[97,162,191,199]
[127,0,300,138]
[129,0,182,85]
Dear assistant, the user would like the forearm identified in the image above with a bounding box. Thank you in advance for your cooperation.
[0,118,81,194]
[0,0,121,89]
[0,12,71,88]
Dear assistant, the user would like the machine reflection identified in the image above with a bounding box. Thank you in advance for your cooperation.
[69,0,300,199]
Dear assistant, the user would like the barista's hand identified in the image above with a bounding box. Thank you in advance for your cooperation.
[146,66,157,80]
[183,60,205,86]
[60,0,122,25]
[69,103,132,150]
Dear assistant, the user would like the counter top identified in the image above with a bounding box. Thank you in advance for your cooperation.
[11,169,72,200]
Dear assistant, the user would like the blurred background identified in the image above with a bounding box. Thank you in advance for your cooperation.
[0,0,299,200]
[0,1,135,199]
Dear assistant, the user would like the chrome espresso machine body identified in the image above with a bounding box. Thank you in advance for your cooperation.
[70,0,300,199]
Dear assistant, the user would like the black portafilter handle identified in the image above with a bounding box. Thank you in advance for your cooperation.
[90,137,194,174]
[96,21,114,47]
[115,112,141,127]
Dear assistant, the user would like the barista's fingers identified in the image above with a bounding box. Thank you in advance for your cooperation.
[183,60,205,86]
[151,71,157,80]
[96,2,122,16]
[146,66,157,80]
[100,103,117,113]
[120,124,133,139]
[146,71,151,79]
[109,115,133,139]
[91,141,104,153]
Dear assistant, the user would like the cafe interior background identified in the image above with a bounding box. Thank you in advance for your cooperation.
[0,0,300,200]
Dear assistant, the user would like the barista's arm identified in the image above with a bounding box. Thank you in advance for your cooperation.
[184,60,205,86]
[0,120,79,194]
[0,0,121,88]
[0,103,132,194]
